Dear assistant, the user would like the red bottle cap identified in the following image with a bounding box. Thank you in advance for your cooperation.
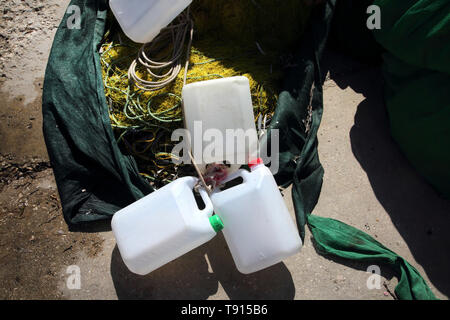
[248,158,264,169]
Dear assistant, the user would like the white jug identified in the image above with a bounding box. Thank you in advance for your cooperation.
[182,76,259,175]
[210,159,302,274]
[111,176,224,275]
[110,0,193,43]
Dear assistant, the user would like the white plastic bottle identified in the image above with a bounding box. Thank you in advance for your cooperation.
[111,176,224,275]
[110,0,193,44]
[182,76,259,175]
[210,159,302,274]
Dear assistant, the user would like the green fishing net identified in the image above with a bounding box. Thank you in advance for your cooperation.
[101,0,311,188]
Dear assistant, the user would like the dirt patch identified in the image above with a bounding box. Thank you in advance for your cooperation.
[0,0,106,299]
[0,154,105,299]
[0,79,49,160]
[0,0,67,104]
[0,0,69,160]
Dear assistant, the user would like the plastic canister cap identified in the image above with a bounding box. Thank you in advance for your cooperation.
[209,215,224,233]
[248,158,264,170]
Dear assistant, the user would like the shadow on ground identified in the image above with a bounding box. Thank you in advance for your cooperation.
[325,51,450,297]
[110,232,295,300]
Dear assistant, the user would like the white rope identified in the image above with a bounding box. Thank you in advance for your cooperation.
[128,8,194,91]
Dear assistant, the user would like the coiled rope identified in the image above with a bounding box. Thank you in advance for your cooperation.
[128,8,194,91]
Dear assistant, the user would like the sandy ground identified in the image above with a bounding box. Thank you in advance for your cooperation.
[0,1,449,300]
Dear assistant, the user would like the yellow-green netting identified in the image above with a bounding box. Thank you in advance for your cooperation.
[101,0,311,188]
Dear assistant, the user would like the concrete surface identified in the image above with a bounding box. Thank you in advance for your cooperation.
[1,1,449,300]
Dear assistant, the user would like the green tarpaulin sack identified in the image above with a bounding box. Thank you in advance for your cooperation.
[42,0,437,299]
[372,0,450,200]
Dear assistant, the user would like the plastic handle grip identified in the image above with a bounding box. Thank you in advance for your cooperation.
[198,187,214,217]
[218,169,246,186]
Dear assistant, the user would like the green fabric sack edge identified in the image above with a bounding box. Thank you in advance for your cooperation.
[42,0,437,299]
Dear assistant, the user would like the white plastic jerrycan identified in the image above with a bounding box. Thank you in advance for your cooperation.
[110,0,193,44]
[111,176,224,275]
[182,76,259,175]
[210,159,302,274]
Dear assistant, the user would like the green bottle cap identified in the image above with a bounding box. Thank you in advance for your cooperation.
[209,215,224,233]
